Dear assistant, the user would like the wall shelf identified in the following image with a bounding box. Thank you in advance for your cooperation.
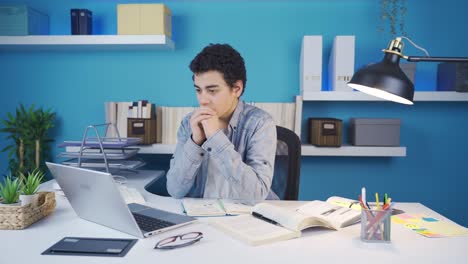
[0,35,174,51]
[301,144,406,157]
[69,143,406,157]
[66,144,176,155]
[302,91,468,102]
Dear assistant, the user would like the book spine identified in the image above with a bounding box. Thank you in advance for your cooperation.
[78,9,93,35]
[70,9,80,35]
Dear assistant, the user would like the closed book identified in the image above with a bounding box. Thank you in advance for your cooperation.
[70,9,79,35]
[78,9,92,35]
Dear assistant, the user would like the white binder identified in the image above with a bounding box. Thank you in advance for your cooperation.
[300,36,322,96]
[328,36,355,91]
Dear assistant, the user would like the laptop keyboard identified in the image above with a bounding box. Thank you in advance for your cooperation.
[132,213,176,232]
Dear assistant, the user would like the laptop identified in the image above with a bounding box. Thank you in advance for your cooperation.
[46,162,196,238]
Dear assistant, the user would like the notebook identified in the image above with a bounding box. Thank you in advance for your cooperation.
[46,162,196,238]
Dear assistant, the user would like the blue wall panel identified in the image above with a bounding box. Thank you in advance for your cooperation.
[0,0,467,226]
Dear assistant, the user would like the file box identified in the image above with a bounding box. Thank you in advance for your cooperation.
[350,118,400,146]
[400,63,416,83]
[0,5,49,35]
[117,4,172,37]
[437,62,468,92]
[309,118,342,147]
[127,118,157,145]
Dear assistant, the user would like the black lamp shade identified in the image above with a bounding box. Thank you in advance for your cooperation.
[348,53,414,105]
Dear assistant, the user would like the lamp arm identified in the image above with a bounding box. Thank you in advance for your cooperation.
[406,56,468,63]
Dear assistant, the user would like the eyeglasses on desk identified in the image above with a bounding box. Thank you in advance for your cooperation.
[154,232,203,250]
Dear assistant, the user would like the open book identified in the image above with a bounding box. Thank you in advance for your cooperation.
[211,196,361,246]
[182,198,252,216]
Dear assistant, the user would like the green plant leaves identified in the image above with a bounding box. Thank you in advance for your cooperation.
[19,168,44,195]
[379,0,407,37]
[0,103,56,176]
[0,175,21,204]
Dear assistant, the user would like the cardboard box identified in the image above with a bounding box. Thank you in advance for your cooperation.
[309,118,342,147]
[0,5,49,35]
[349,118,401,146]
[117,4,171,37]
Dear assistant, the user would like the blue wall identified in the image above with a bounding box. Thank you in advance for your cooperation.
[1,0,467,226]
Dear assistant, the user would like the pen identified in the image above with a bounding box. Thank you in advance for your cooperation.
[384,193,388,205]
[361,187,366,205]
[252,211,279,226]
[375,193,380,210]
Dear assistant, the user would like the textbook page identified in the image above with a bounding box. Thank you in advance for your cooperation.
[252,203,313,231]
[296,200,361,229]
[221,199,252,215]
[182,198,226,216]
[212,214,301,246]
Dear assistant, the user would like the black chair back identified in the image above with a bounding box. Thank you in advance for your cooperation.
[271,126,301,200]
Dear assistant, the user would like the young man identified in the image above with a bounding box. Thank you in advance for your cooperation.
[166,44,278,201]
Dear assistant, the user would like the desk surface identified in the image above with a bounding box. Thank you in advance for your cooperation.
[1,170,466,264]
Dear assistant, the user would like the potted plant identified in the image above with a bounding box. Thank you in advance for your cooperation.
[0,175,22,206]
[19,169,44,206]
[0,104,56,176]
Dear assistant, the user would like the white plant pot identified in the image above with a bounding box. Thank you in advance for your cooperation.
[0,201,21,206]
[20,194,38,206]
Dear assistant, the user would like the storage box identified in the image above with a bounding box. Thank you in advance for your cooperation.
[437,62,468,92]
[350,118,401,146]
[309,118,342,147]
[400,63,416,84]
[127,118,157,145]
[117,4,172,37]
[0,5,49,35]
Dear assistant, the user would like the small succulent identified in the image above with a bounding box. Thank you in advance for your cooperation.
[20,168,44,195]
[0,174,22,204]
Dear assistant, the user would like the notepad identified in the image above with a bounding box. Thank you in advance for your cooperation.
[392,213,468,238]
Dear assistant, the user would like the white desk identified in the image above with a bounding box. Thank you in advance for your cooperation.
[1,170,466,264]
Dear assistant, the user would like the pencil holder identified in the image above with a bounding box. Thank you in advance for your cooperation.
[360,208,391,243]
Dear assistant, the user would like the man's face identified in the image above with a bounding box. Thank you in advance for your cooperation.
[193,70,242,120]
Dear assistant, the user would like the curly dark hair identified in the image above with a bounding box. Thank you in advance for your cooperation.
[189,43,247,96]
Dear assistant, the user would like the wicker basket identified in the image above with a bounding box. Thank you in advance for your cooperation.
[0,192,56,230]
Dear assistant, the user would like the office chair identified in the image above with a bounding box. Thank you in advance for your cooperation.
[271,125,301,200]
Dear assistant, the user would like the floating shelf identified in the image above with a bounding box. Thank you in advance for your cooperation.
[0,35,174,51]
[69,144,405,157]
[66,144,176,155]
[302,91,468,102]
[301,144,406,157]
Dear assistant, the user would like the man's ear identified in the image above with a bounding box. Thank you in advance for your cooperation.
[232,80,243,98]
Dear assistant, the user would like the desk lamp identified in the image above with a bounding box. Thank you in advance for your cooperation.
[348,37,468,105]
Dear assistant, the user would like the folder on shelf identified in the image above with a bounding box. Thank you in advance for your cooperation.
[328,36,355,91]
[300,35,323,95]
